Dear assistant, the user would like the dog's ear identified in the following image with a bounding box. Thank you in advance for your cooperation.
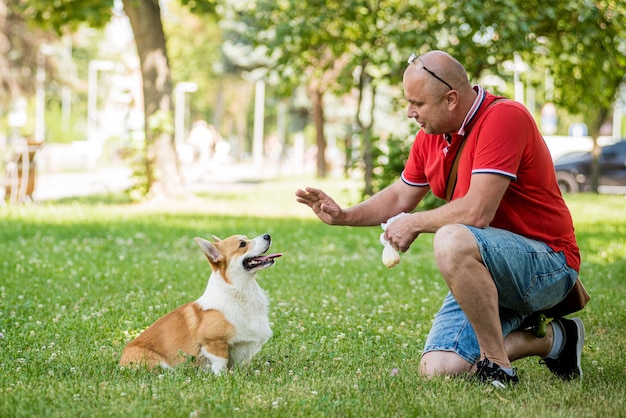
[194,237,222,264]
[211,235,222,242]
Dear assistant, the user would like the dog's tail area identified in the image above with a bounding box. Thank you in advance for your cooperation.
[119,345,168,370]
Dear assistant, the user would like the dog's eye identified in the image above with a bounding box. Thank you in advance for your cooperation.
[239,241,247,248]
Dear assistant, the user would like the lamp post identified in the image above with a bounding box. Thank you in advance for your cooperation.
[253,79,265,169]
[503,53,528,105]
[87,60,115,143]
[8,97,27,143]
[174,82,198,147]
[34,44,54,143]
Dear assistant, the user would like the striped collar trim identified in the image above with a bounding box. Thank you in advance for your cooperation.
[458,85,486,136]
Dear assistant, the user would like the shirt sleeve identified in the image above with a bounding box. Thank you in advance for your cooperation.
[401,132,429,187]
[470,102,533,180]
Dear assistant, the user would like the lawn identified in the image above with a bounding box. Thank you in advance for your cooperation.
[1,176,625,417]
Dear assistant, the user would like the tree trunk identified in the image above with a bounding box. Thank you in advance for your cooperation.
[122,0,184,199]
[589,107,610,193]
[0,0,21,99]
[355,67,376,196]
[310,88,327,178]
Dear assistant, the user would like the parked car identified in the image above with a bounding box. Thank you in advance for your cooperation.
[553,140,626,193]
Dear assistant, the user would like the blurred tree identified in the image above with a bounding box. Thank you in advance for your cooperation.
[19,0,218,199]
[232,0,438,188]
[429,0,539,79]
[231,1,351,178]
[527,1,626,192]
[383,0,626,193]
[13,0,626,199]
[164,3,222,124]
[0,0,58,118]
[0,0,25,104]
[331,1,436,194]
[120,0,179,198]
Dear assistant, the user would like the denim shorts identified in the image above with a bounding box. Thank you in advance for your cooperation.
[422,226,579,365]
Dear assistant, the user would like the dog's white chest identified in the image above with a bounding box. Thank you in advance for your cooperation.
[197,275,272,363]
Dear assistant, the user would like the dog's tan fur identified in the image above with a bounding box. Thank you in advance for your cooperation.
[119,234,279,374]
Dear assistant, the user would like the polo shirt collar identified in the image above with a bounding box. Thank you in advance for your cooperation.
[457,85,486,136]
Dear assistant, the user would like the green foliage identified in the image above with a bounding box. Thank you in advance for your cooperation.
[531,1,626,134]
[0,185,625,417]
[370,134,409,195]
[146,109,174,137]
[369,134,446,210]
[40,99,86,144]
[119,139,149,202]
[428,0,626,137]
[164,2,223,121]
[18,0,113,34]
[233,0,437,97]
[430,0,536,79]
[179,0,218,15]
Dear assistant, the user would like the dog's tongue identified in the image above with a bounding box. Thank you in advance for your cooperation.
[249,253,283,264]
[262,253,282,261]
[244,253,283,270]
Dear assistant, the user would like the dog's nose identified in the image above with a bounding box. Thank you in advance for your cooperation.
[262,234,271,241]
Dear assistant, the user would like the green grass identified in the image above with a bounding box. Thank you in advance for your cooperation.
[1,177,625,417]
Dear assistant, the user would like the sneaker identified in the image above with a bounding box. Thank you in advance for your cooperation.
[476,358,519,388]
[542,317,585,381]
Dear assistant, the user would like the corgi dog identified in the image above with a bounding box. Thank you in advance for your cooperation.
[119,233,281,374]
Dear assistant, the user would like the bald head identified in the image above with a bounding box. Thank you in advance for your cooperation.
[405,51,471,91]
[403,51,477,134]
[416,51,470,91]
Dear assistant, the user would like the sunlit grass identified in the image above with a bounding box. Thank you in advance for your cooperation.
[1,183,625,417]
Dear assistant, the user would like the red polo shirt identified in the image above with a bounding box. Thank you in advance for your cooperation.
[401,88,580,271]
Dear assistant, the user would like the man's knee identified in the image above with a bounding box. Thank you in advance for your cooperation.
[420,351,473,377]
[433,224,478,273]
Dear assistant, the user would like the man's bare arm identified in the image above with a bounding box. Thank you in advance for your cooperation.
[384,174,511,251]
[296,180,429,226]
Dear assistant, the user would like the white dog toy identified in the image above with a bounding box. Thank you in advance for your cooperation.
[380,213,409,268]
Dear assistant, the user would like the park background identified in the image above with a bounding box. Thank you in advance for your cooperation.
[1,1,626,416]
[1,0,625,202]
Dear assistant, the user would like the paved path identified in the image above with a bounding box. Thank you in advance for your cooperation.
[33,167,135,201]
[30,162,289,202]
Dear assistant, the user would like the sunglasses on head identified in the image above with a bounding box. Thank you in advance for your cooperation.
[408,52,453,90]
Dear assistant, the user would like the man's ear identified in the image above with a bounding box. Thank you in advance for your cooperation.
[446,90,460,109]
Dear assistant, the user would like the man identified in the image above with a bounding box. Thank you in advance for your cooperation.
[296,50,584,388]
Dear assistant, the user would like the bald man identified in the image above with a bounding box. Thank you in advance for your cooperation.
[296,50,584,388]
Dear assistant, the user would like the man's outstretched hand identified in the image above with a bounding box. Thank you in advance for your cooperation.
[295,187,347,225]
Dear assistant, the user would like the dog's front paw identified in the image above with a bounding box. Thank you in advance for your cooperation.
[210,361,227,376]
[382,243,400,268]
